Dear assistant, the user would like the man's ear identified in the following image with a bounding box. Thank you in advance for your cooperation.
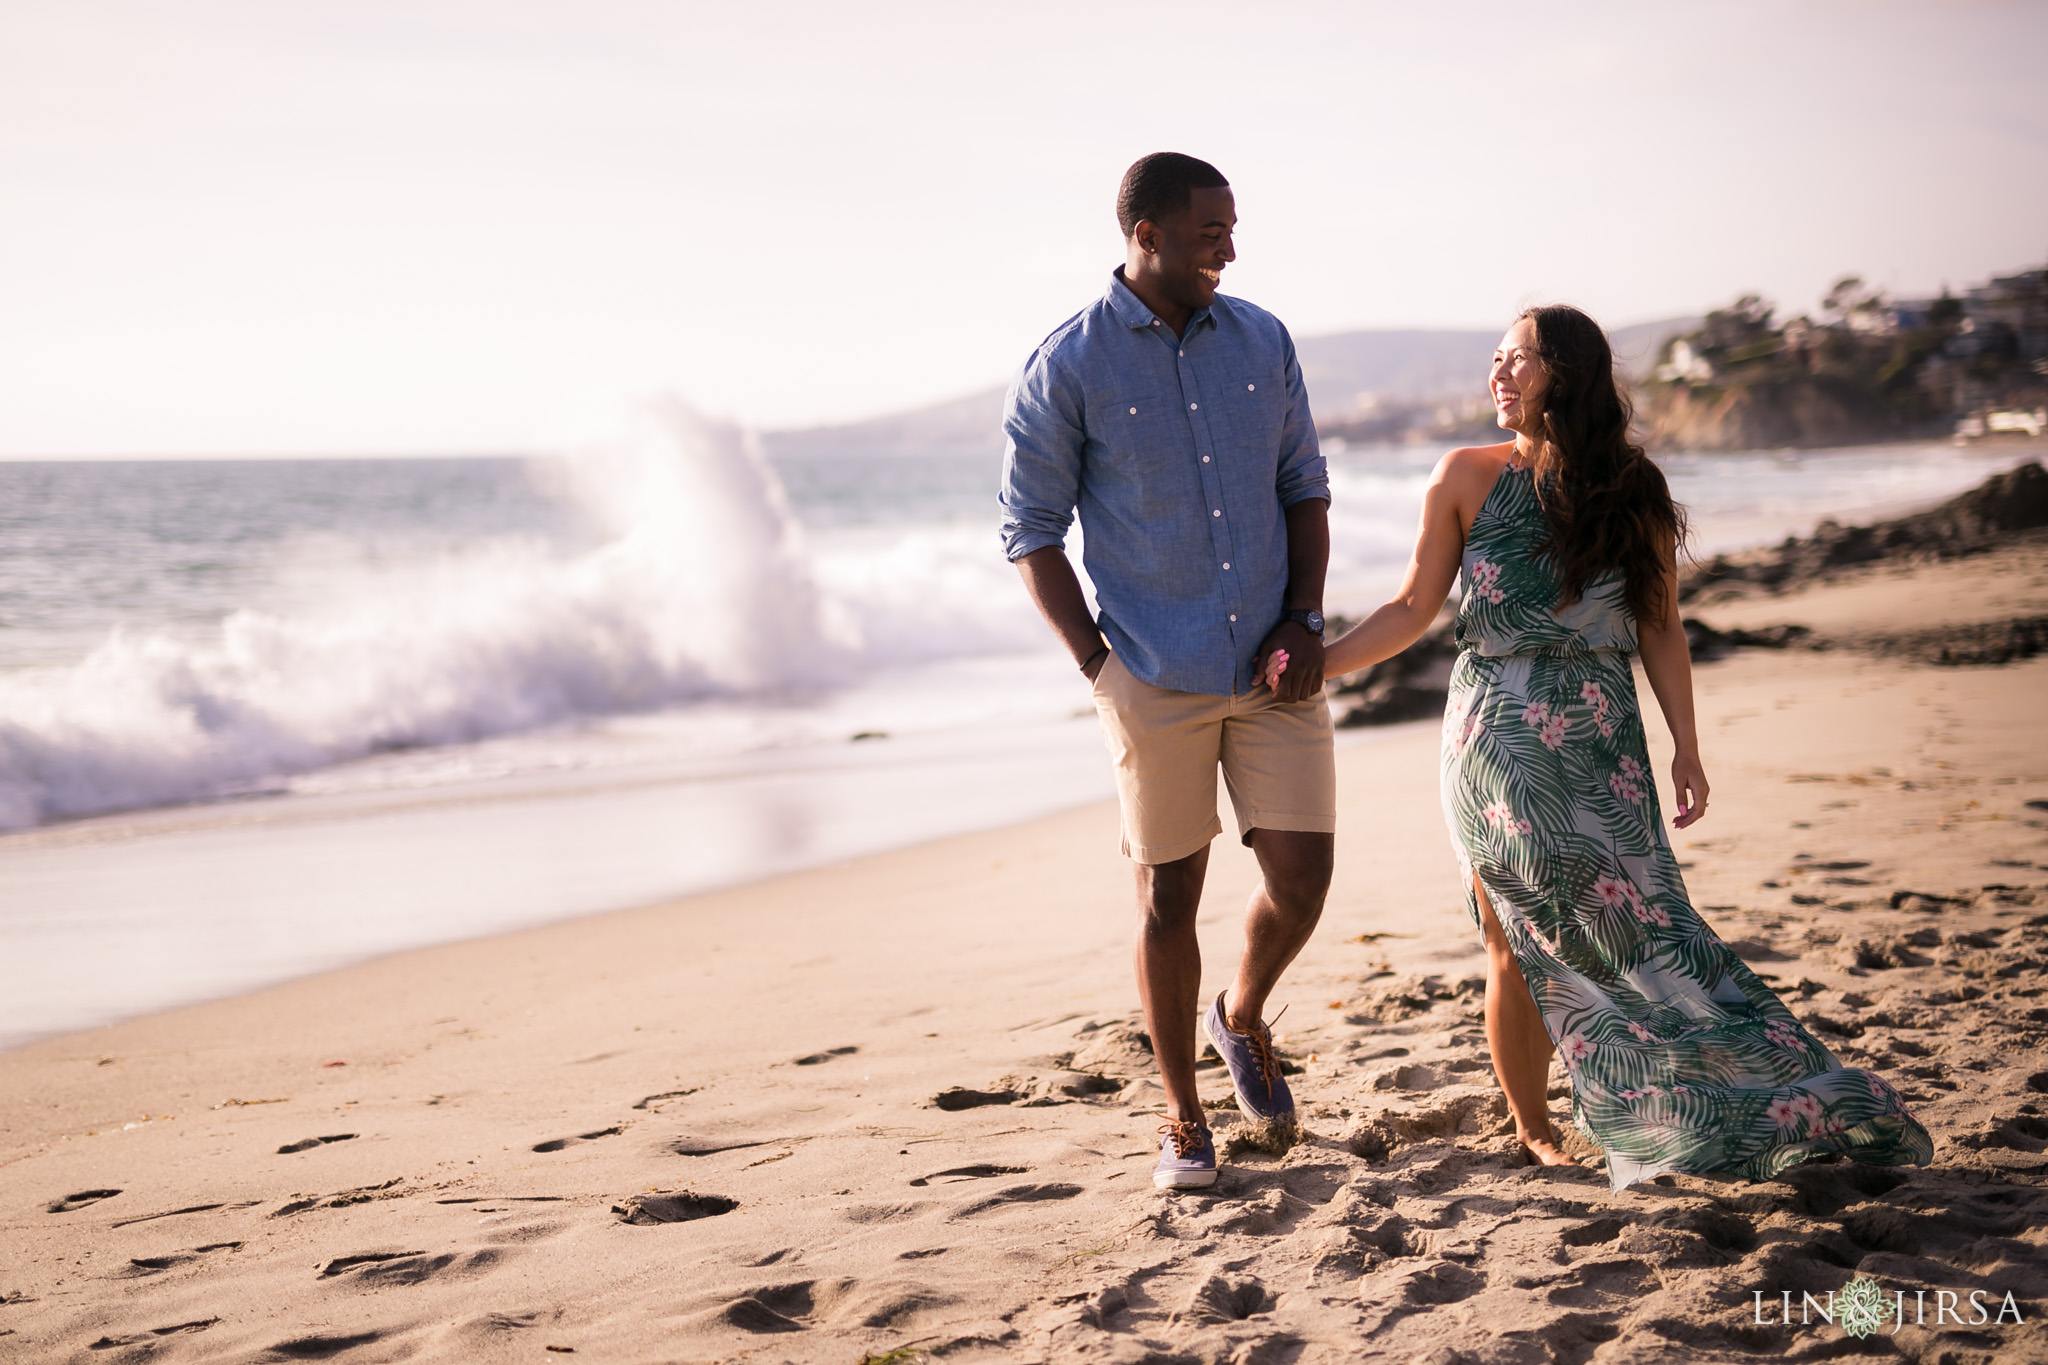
[1131,219,1160,257]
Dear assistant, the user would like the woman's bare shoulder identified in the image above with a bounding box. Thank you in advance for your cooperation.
[1429,441,1515,494]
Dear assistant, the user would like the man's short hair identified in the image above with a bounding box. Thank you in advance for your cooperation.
[1116,152,1229,239]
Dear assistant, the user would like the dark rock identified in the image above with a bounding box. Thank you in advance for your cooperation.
[1679,462,2048,603]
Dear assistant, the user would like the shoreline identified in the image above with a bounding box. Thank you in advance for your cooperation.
[2,545,2044,1361]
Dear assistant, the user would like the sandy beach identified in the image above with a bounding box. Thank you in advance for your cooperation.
[3,540,2045,1363]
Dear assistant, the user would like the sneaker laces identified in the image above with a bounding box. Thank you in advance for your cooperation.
[1158,1117,1207,1159]
[1230,1003,1289,1093]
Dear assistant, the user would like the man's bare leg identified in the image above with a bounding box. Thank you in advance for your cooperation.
[1474,877,1576,1166]
[1134,846,1210,1123]
[1223,829,1333,1028]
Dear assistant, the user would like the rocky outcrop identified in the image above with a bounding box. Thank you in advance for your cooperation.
[1643,378,1915,451]
[1679,460,2048,601]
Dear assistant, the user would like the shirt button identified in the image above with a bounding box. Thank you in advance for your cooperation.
[1179,349,1185,357]
[1222,562,1231,570]
[1247,383,1256,391]
[1229,614,1237,622]
[1189,402,1198,410]
[1150,320,1159,326]
[1201,455,1210,463]
[1212,509,1221,517]
[1128,406,1137,415]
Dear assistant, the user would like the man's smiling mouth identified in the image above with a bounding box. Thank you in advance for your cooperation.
[1197,268,1222,285]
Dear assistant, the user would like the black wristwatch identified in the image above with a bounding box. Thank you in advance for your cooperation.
[1283,608,1325,637]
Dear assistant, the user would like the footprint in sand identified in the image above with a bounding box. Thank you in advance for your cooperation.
[1175,1273,1274,1326]
[262,1329,384,1358]
[46,1188,121,1213]
[908,1164,1029,1187]
[949,1183,1083,1219]
[925,1086,1025,1111]
[631,1088,700,1110]
[87,1319,220,1348]
[667,1138,776,1156]
[278,1133,357,1154]
[320,1249,508,1286]
[531,1126,622,1153]
[793,1046,859,1066]
[612,1192,738,1225]
[688,1278,954,1335]
[120,1242,243,1278]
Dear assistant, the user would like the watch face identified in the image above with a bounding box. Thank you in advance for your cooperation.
[1303,610,1325,633]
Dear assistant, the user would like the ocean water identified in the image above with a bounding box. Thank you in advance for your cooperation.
[0,413,2036,1046]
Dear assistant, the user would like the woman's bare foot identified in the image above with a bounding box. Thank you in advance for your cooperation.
[1519,1128,1578,1166]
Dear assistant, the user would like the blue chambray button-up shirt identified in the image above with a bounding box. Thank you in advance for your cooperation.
[999,269,1328,697]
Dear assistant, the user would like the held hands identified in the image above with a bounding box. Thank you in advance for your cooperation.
[1670,750,1710,829]
[1254,621,1325,702]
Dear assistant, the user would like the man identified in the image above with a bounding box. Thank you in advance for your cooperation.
[999,152,1335,1190]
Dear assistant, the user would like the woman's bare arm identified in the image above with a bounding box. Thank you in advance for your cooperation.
[1635,542,1709,828]
[1323,448,1495,678]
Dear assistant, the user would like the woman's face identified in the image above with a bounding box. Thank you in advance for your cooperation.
[1490,317,1550,436]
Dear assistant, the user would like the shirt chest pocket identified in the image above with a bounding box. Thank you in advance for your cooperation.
[1219,372,1285,448]
[1087,391,1184,470]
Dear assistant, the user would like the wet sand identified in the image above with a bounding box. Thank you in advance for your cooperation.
[1,548,2044,1363]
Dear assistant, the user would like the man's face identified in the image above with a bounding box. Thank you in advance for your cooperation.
[1134,186,1237,311]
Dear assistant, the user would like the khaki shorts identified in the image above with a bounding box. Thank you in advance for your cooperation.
[1091,651,1337,865]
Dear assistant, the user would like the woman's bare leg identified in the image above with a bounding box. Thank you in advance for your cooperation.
[1474,876,1576,1166]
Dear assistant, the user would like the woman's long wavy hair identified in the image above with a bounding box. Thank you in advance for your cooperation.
[1520,304,1688,627]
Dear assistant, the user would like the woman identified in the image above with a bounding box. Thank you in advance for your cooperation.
[1308,305,1931,1187]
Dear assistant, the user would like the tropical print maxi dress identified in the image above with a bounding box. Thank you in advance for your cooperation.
[1441,464,1933,1190]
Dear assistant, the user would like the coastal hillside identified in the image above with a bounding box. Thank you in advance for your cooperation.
[762,318,1695,459]
[1642,265,2048,451]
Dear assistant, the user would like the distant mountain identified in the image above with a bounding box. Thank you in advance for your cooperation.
[760,316,1698,459]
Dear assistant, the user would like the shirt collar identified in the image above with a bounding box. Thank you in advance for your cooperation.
[1107,267,1214,333]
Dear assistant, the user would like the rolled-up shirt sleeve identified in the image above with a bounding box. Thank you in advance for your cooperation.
[1272,325,1329,508]
[998,346,1086,561]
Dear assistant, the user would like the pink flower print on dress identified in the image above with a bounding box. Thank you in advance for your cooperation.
[1538,714,1570,750]
[1764,1020,1803,1052]
[1619,878,1654,923]
[1626,1021,1656,1043]
[1766,1096,1801,1130]
[1469,558,1506,605]
[1580,679,1615,737]
[1521,701,1550,728]
[1608,770,1647,806]
[1482,800,1531,836]
[1559,1032,1595,1064]
[1443,696,1483,753]
[1618,755,1645,781]
[1594,874,1629,908]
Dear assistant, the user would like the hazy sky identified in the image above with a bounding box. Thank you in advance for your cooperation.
[2,0,2043,456]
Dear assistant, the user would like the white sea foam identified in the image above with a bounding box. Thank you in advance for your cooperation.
[0,398,1046,831]
[0,430,2027,833]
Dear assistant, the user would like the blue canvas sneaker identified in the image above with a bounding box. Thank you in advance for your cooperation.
[1154,1118,1217,1189]
[1203,991,1295,1123]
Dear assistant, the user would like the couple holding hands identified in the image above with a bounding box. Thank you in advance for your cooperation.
[998,152,1932,1192]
